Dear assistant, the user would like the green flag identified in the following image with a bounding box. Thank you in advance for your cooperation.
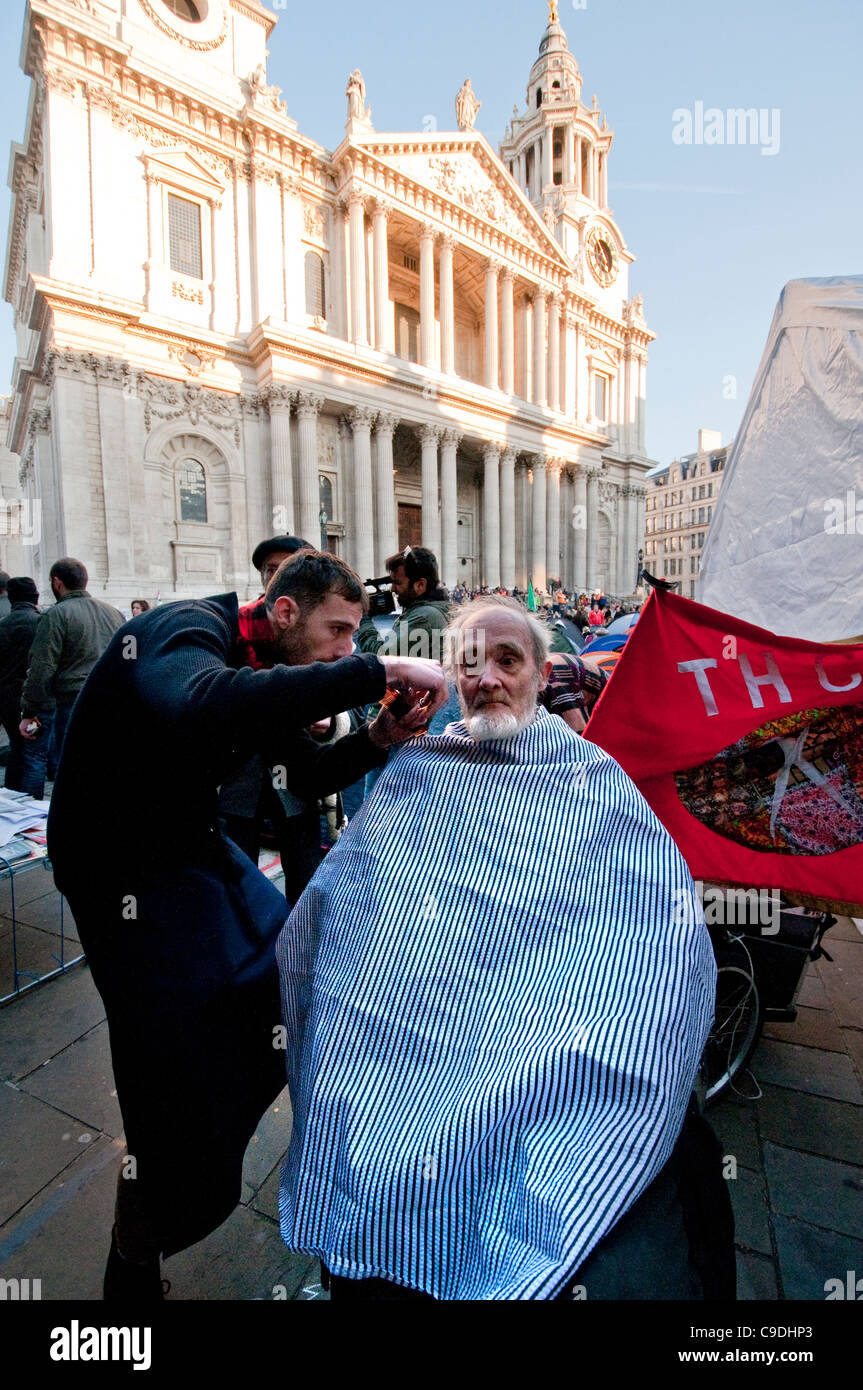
[527,580,537,612]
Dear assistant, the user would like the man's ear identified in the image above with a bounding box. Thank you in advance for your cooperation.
[270,594,300,630]
[413,576,428,598]
[537,657,553,695]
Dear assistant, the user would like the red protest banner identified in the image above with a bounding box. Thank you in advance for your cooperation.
[585,588,863,914]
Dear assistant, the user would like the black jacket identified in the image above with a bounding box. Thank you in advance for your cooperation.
[47,593,387,1255]
[0,601,42,710]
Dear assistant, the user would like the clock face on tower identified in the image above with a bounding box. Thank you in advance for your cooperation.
[586,228,619,288]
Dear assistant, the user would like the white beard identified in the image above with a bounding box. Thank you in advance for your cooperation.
[466,705,536,742]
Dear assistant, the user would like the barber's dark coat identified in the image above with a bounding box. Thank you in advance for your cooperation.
[46,593,386,1256]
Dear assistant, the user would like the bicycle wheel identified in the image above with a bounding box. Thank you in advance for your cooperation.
[701,949,764,1105]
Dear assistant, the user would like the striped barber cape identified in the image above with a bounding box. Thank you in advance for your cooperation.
[276,706,716,1300]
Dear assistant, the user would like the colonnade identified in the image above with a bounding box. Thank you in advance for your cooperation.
[265,384,644,595]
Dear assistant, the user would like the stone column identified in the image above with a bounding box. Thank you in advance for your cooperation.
[637,356,647,454]
[515,460,528,590]
[574,136,582,194]
[372,199,391,351]
[500,268,515,395]
[482,441,501,589]
[484,258,500,390]
[296,391,325,543]
[542,129,553,189]
[623,347,633,456]
[419,423,441,557]
[348,188,368,345]
[625,483,639,592]
[266,385,295,534]
[440,427,461,588]
[374,412,399,571]
[635,485,646,579]
[520,295,533,401]
[531,455,547,593]
[563,313,576,419]
[439,234,455,375]
[350,407,376,582]
[340,200,352,342]
[420,223,436,368]
[585,465,600,589]
[564,127,575,185]
[533,290,547,407]
[548,295,561,412]
[600,152,608,207]
[586,353,595,426]
[499,446,517,591]
[561,467,574,589]
[546,460,561,588]
[573,464,587,591]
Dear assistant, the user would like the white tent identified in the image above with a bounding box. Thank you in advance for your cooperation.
[698,276,863,640]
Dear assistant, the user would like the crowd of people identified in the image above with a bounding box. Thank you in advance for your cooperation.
[0,538,731,1302]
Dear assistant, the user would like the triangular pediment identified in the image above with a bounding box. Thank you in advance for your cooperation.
[142,145,225,199]
[362,136,569,269]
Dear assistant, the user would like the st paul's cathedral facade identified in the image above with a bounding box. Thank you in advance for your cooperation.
[3,0,654,604]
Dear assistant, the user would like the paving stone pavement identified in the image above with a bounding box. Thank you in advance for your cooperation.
[1,864,861,1301]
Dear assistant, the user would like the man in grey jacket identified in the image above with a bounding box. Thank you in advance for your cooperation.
[19,557,124,776]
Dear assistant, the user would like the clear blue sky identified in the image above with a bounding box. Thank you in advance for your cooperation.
[1,0,860,465]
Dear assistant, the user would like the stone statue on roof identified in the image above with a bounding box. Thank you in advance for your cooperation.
[346,70,370,123]
[455,78,481,131]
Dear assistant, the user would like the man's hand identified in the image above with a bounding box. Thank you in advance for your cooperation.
[379,657,448,718]
[19,717,40,740]
[368,699,432,750]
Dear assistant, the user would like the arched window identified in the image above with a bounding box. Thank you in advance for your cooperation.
[179,459,207,522]
[536,88,543,107]
[165,0,203,19]
[304,251,326,318]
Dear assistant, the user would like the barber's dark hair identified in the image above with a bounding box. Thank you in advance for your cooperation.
[385,545,440,591]
[50,557,88,590]
[264,548,368,615]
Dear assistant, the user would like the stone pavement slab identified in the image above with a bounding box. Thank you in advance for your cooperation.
[240,1086,292,1207]
[0,1082,107,1226]
[0,1135,121,1300]
[763,1005,845,1053]
[818,938,863,1028]
[250,1159,281,1224]
[736,1252,779,1301]
[12,891,79,940]
[0,921,83,1001]
[752,1039,863,1104]
[164,1204,318,1301]
[757,1084,863,1166]
[728,1166,772,1256]
[0,962,103,1082]
[709,1096,761,1171]
[763,1142,863,1241]
[841,1028,863,1089]
[0,864,60,909]
[796,970,831,1011]
[16,1020,124,1139]
[773,1214,863,1302]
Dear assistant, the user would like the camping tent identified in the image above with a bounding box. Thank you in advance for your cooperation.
[698,276,863,641]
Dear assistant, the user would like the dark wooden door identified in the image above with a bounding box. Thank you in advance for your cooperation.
[398,504,423,550]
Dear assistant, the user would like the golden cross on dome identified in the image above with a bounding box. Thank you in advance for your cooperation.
[548,0,559,22]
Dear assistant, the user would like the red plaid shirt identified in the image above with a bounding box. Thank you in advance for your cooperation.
[237,596,276,671]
